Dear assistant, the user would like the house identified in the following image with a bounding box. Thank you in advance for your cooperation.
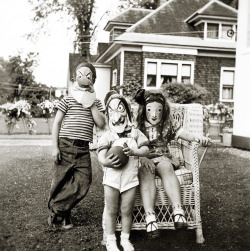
[232,0,250,150]
[95,0,238,105]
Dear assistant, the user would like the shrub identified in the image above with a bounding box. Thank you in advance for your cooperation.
[161,83,208,104]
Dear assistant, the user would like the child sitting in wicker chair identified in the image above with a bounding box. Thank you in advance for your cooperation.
[98,90,149,251]
[134,89,211,239]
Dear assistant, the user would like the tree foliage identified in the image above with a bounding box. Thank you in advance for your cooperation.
[0,57,9,83]
[6,53,38,101]
[29,0,97,59]
[28,0,147,58]
[2,53,54,114]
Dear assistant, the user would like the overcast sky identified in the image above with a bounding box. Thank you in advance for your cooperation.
[0,0,118,87]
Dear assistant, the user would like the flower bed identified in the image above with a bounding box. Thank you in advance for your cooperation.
[203,102,234,142]
[0,100,36,134]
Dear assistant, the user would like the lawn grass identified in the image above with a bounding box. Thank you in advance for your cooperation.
[0,144,249,251]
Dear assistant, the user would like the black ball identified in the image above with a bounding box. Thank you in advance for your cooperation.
[106,146,129,169]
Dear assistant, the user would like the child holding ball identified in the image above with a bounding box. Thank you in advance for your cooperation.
[98,90,149,251]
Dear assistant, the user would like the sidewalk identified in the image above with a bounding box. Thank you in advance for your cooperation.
[0,134,52,146]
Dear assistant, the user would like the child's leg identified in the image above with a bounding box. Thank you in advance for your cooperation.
[139,168,159,238]
[120,187,136,233]
[156,160,187,228]
[104,185,120,251]
[120,187,136,251]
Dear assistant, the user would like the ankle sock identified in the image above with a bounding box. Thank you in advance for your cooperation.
[106,234,116,242]
[121,232,130,240]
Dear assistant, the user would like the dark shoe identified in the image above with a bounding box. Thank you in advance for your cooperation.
[48,214,58,227]
[174,214,187,229]
[62,215,73,230]
[146,221,160,239]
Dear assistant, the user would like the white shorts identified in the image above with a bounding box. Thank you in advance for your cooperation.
[103,157,139,193]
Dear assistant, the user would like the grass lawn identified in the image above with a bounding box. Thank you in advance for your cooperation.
[0,144,249,251]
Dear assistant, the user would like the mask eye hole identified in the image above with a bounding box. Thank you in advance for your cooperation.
[117,104,125,112]
[108,107,113,114]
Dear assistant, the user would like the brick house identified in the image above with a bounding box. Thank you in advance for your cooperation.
[95,0,238,104]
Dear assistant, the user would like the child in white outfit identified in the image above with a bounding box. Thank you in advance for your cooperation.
[98,91,149,251]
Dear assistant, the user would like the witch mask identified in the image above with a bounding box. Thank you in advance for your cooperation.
[104,91,132,134]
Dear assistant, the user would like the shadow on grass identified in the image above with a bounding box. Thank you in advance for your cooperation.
[0,145,249,250]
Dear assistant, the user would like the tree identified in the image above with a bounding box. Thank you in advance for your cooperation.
[29,0,97,61]
[6,53,38,101]
[220,0,238,9]
[28,0,145,60]
[0,57,9,83]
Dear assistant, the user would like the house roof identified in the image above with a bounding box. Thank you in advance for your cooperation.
[127,0,211,37]
[115,32,236,50]
[185,0,237,23]
[96,0,237,63]
[104,8,152,31]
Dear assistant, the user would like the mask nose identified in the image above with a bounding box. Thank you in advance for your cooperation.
[112,111,121,123]
[152,111,157,118]
[77,76,91,87]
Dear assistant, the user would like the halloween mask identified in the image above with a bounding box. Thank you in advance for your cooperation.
[146,101,163,126]
[108,98,129,134]
[76,66,93,89]
[71,66,96,108]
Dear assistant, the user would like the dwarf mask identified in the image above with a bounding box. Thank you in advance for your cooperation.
[71,63,96,108]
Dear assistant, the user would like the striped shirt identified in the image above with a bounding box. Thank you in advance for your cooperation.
[58,96,104,142]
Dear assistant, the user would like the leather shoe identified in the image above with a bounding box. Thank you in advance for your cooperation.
[62,215,73,230]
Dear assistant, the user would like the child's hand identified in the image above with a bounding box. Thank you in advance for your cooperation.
[195,135,211,146]
[123,142,135,156]
[52,146,61,164]
[140,157,156,174]
[105,153,121,168]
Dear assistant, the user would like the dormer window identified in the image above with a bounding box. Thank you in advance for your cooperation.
[205,22,237,41]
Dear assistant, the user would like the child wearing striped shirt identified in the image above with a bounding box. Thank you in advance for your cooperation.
[48,62,105,229]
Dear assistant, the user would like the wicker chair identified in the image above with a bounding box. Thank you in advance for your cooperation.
[99,103,205,244]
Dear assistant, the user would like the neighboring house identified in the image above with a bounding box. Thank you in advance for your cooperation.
[232,0,250,150]
[95,0,238,105]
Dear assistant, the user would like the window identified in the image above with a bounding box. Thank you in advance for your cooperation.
[207,23,219,39]
[181,64,191,84]
[112,69,117,87]
[144,59,194,89]
[146,62,157,87]
[205,22,237,41]
[220,67,235,102]
[221,24,234,40]
[160,63,178,84]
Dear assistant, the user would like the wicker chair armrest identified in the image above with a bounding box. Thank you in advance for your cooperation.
[179,140,199,173]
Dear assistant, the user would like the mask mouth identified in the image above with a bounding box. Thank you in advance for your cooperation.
[112,116,125,126]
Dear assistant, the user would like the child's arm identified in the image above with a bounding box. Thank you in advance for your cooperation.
[90,102,106,129]
[178,130,211,146]
[123,144,149,157]
[52,110,65,164]
[98,148,121,168]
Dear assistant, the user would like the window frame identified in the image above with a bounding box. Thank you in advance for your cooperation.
[144,58,194,89]
[112,69,117,87]
[204,21,237,42]
[220,67,235,102]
